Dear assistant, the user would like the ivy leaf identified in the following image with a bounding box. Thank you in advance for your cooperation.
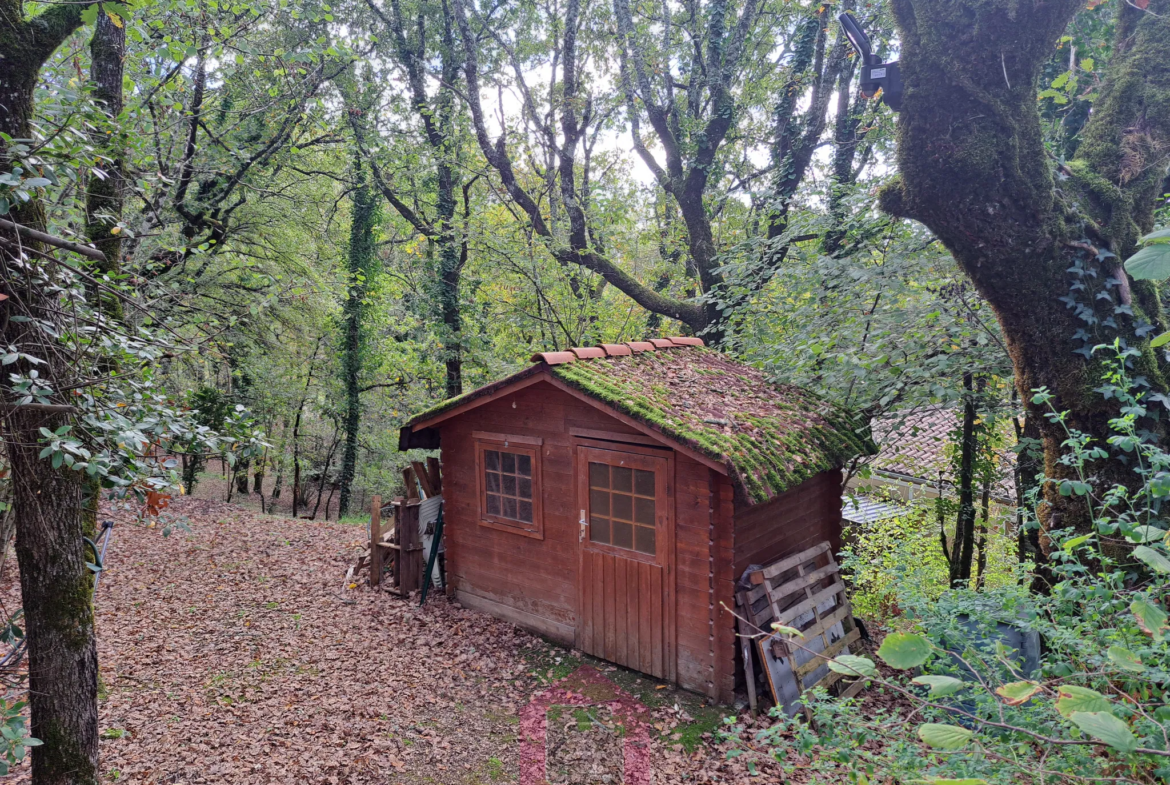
[995,680,1041,706]
[917,723,973,750]
[1107,646,1145,673]
[1069,711,1137,753]
[1132,598,1169,641]
[1124,243,1170,281]
[1056,685,1111,718]
[80,4,100,24]
[828,655,877,678]
[1133,545,1170,574]
[877,632,932,669]
[911,675,965,697]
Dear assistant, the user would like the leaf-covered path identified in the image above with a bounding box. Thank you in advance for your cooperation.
[4,497,803,783]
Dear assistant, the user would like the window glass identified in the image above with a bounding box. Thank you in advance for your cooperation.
[484,448,534,524]
[588,460,656,555]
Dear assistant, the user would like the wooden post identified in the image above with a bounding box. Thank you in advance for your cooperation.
[403,467,420,501]
[369,495,382,588]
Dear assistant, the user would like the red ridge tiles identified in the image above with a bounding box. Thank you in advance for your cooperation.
[571,347,607,359]
[625,341,656,353]
[668,336,705,347]
[531,351,577,365]
[648,338,676,349]
[599,343,632,357]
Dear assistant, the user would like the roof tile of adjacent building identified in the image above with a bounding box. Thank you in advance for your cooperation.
[402,338,876,505]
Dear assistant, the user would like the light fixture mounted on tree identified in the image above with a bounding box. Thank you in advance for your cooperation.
[838,12,902,112]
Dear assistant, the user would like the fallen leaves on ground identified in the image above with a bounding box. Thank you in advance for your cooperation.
[0,497,875,783]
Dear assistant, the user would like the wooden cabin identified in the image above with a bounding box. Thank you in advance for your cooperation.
[398,338,874,704]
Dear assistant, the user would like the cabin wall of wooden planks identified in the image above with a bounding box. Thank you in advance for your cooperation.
[436,380,729,699]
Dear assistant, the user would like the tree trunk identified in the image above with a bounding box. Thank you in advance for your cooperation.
[880,0,1170,546]
[2,9,101,780]
[951,373,978,586]
[10,412,98,785]
[338,151,378,519]
[84,10,125,318]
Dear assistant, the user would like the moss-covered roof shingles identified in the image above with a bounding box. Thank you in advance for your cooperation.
[549,348,875,505]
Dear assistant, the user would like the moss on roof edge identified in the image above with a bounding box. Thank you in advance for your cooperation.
[549,353,876,505]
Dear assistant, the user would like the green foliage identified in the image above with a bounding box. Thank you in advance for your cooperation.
[729,347,1170,782]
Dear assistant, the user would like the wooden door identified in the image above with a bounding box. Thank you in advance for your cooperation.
[577,445,674,681]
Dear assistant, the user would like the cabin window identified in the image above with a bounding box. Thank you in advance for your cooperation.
[475,435,543,538]
[588,462,656,555]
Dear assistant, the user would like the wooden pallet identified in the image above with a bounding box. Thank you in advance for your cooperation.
[735,542,864,715]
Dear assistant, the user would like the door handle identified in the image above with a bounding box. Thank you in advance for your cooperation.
[579,509,587,542]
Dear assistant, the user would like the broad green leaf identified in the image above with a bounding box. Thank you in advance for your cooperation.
[828,655,877,678]
[1107,646,1145,672]
[995,680,1041,706]
[1151,331,1170,349]
[1132,598,1168,641]
[1127,526,1168,544]
[1056,685,1111,718]
[1133,545,1170,574]
[877,632,932,670]
[1125,242,1170,281]
[1069,711,1137,753]
[917,723,973,750]
[1142,227,1170,244]
[911,675,965,697]
[770,623,803,637]
[908,780,988,785]
[1062,533,1092,551]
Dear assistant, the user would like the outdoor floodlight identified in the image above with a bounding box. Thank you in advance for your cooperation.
[838,12,903,112]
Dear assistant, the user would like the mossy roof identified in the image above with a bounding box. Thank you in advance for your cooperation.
[403,345,876,505]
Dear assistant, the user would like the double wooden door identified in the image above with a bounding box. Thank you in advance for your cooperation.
[577,445,674,680]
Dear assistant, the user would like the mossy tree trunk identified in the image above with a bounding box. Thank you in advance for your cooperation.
[338,149,378,519]
[2,2,101,782]
[880,0,1170,549]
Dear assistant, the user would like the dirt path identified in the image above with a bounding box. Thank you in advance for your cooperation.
[4,498,801,784]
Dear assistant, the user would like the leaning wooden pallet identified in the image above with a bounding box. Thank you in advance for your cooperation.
[735,541,864,716]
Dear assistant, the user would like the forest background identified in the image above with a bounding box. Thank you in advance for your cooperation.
[5,0,1170,781]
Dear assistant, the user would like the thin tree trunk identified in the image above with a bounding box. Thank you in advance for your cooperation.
[84,10,125,318]
[310,432,340,520]
[338,149,377,518]
[291,339,322,519]
[952,373,979,587]
[975,479,991,590]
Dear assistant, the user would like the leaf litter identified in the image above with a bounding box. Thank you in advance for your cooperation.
[0,497,869,783]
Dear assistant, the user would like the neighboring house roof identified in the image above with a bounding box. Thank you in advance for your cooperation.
[869,405,1017,502]
[400,338,876,506]
[841,495,905,525]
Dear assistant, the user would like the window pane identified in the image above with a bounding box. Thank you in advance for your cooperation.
[590,516,611,544]
[486,471,500,492]
[634,469,655,497]
[518,500,533,523]
[611,493,633,522]
[501,452,516,473]
[634,496,655,524]
[518,477,532,499]
[517,454,531,477]
[635,526,656,555]
[612,466,632,492]
[502,474,516,495]
[486,494,500,515]
[485,450,499,471]
[589,488,609,516]
[589,462,609,489]
[502,496,517,520]
[612,521,633,550]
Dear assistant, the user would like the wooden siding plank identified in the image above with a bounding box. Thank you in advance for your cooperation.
[651,566,663,677]
[604,554,616,662]
[615,558,629,667]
